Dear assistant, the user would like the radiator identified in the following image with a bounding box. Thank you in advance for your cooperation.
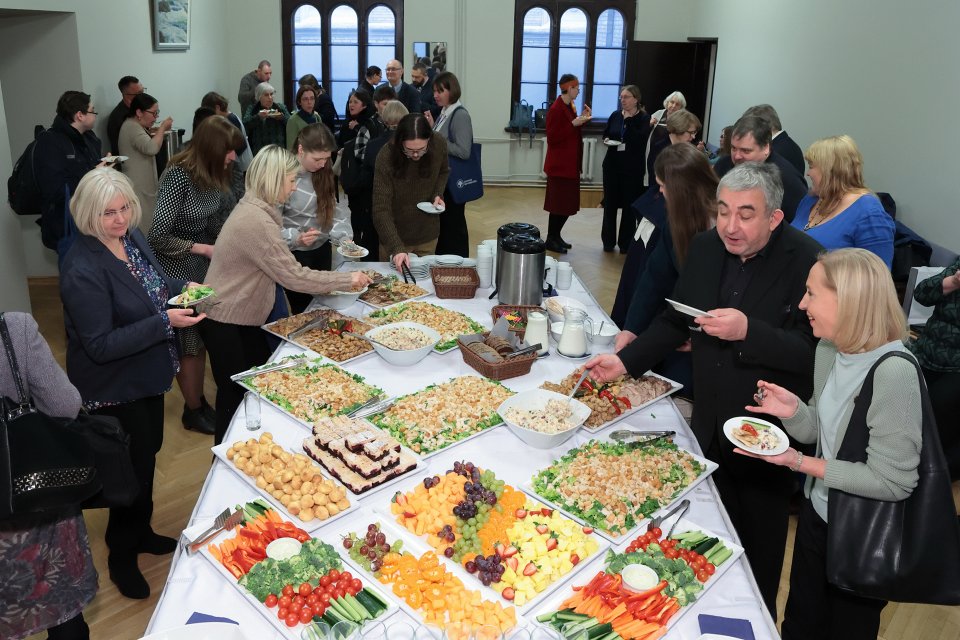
[539,137,596,182]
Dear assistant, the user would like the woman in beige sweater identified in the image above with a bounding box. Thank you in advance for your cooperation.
[200,145,371,442]
[372,113,449,270]
[118,92,173,233]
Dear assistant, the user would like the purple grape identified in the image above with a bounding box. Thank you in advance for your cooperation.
[465,561,477,573]
[444,547,454,558]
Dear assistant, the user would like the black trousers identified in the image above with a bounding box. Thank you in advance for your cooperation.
[707,435,791,619]
[286,242,332,315]
[920,366,960,475]
[435,189,469,257]
[781,499,887,640]
[348,190,378,262]
[198,319,272,444]
[92,394,164,561]
[46,612,89,640]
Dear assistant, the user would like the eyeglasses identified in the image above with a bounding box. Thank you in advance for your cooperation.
[145,109,159,117]
[102,203,132,219]
[402,143,429,158]
[85,109,99,116]
[385,66,402,71]
[686,130,698,137]
[123,87,146,97]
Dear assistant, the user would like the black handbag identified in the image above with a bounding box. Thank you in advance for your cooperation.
[0,314,100,518]
[446,109,483,204]
[70,411,139,510]
[826,351,960,604]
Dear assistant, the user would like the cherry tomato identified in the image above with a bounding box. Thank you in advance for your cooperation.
[311,601,326,617]
[278,595,293,610]
[319,593,331,605]
[339,571,352,583]
[299,607,314,624]
[333,587,345,600]
[704,563,716,575]
[306,594,319,607]
[291,595,304,609]
[277,607,289,620]
[649,527,663,539]
[299,582,313,597]
[282,584,295,598]
[696,569,710,583]
[350,578,363,591]
[328,569,341,581]
[285,612,299,627]
[663,548,678,560]
[319,575,332,588]
[264,594,279,608]
[345,585,359,597]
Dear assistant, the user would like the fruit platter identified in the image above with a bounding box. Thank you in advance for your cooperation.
[212,432,355,531]
[262,310,377,364]
[236,356,384,426]
[371,376,514,456]
[528,440,717,541]
[539,369,680,431]
[532,518,743,639]
[386,460,607,608]
[366,301,486,352]
[200,499,397,638]
[327,514,521,634]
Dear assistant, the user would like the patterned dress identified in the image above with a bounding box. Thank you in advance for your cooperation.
[149,164,227,355]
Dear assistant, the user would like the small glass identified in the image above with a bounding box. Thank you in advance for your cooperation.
[360,621,388,640]
[243,391,261,431]
[414,624,444,640]
[444,622,473,640]
[331,620,360,640]
[474,624,504,640]
[503,628,531,640]
[383,621,415,640]
[529,629,562,640]
[301,621,331,640]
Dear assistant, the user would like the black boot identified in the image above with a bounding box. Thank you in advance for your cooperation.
[200,396,217,424]
[138,531,178,555]
[108,555,149,599]
[560,238,572,249]
[182,403,216,435]
[545,237,568,254]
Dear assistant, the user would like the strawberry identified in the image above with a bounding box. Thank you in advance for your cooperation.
[501,587,515,601]
[514,508,527,519]
[403,511,416,518]
[506,557,518,571]
[536,524,549,535]
[522,562,538,576]
[570,554,581,565]
[541,508,554,516]
[394,493,407,505]
[502,545,518,558]
[582,526,594,534]
[494,543,506,558]
[546,538,558,551]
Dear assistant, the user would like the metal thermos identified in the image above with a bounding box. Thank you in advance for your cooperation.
[496,222,540,291]
[497,233,546,306]
[163,128,185,157]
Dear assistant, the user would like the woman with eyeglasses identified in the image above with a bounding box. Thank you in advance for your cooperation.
[118,93,173,233]
[149,116,245,436]
[372,113,449,271]
[600,84,650,253]
[286,85,321,152]
[645,109,701,191]
[60,168,206,600]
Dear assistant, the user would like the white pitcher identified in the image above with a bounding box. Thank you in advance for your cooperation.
[557,307,593,357]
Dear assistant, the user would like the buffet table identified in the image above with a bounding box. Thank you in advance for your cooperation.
[145,265,780,640]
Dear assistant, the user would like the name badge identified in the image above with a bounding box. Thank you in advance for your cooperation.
[616,143,626,152]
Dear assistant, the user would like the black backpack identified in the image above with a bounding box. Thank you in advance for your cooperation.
[7,125,47,216]
[340,137,375,195]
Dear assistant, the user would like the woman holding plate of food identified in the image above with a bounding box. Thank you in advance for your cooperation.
[199,145,371,443]
[739,248,923,639]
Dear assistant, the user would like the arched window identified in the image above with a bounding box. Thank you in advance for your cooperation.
[329,5,359,114]
[511,1,635,125]
[519,7,552,109]
[281,0,404,116]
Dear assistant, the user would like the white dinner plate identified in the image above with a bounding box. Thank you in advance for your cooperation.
[101,155,128,163]
[416,202,444,214]
[603,139,622,147]
[337,244,369,260]
[167,292,215,307]
[723,416,790,456]
[665,298,717,318]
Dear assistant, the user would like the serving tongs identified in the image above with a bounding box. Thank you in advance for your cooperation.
[288,316,332,340]
[187,507,244,554]
[609,429,676,446]
[401,262,417,285]
[229,358,304,382]
[647,498,690,538]
[347,396,395,419]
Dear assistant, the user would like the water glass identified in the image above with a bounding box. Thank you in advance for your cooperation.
[444,621,473,640]
[301,621,331,640]
[243,391,261,431]
[528,628,562,640]
[474,624,504,640]
[360,621,388,640]
[503,628,531,640]
[330,620,360,640]
[414,624,444,640]
[384,622,415,640]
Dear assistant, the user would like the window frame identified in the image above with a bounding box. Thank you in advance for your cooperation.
[512,0,635,129]
[281,0,403,109]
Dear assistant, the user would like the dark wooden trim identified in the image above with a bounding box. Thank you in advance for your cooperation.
[511,1,634,123]
[280,0,404,104]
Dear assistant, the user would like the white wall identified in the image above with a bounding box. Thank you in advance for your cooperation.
[0,77,32,312]
[686,0,960,249]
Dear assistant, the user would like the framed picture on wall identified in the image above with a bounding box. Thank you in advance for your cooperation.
[152,0,191,51]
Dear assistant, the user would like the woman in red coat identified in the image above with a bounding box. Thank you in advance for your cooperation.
[543,74,592,253]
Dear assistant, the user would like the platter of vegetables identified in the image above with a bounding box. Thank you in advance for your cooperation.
[200,499,397,637]
[532,519,743,639]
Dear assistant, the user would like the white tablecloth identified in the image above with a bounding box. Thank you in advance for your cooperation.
[146,266,781,640]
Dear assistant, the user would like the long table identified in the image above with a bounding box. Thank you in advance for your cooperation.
[145,265,780,640]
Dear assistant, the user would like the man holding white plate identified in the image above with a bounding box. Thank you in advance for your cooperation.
[585,162,823,618]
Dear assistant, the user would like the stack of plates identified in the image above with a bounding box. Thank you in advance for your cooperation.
[435,255,464,266]
[406,258,430,280]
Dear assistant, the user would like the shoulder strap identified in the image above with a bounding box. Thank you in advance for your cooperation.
[0,314,29,406]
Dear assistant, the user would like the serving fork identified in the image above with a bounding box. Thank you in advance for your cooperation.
[188,508,244,554]
[646,498,690,538]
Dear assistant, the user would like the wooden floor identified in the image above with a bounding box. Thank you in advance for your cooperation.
[24,186,960,639]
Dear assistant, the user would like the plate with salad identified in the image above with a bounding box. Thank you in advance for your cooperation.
[723,416,789,456]
[168,284,216,307]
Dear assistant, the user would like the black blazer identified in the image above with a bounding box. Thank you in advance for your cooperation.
[714,152,808,224]
[60,229,186,404]
[395,82,422,115]
[619,223,823,481]
[771,131,805,175]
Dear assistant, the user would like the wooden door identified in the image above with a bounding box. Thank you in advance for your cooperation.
[625,40,715,132]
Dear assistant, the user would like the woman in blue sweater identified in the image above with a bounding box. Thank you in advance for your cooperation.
[792,135,894,267]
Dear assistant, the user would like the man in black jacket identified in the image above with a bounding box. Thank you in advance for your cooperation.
[713,116,807,223]
[106,75,143,156]
[34,90,103,252]
[585,162,823,618]
[743,103,805,175]
[384,59,421,115]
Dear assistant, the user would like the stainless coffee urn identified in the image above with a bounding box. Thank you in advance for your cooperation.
[497,233,546,306]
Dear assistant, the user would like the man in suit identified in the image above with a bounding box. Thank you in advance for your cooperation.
[713,116,807,222]
[237,60,272,114]
[743,104,804,174]
[107,75,143,156]
[411,61,438,117]
[384,59,421,115]
[585,162,823,618]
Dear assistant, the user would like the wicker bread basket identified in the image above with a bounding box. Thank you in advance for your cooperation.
[457,332,537,381]
[490,304,547,341]
[430,266,480,299]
